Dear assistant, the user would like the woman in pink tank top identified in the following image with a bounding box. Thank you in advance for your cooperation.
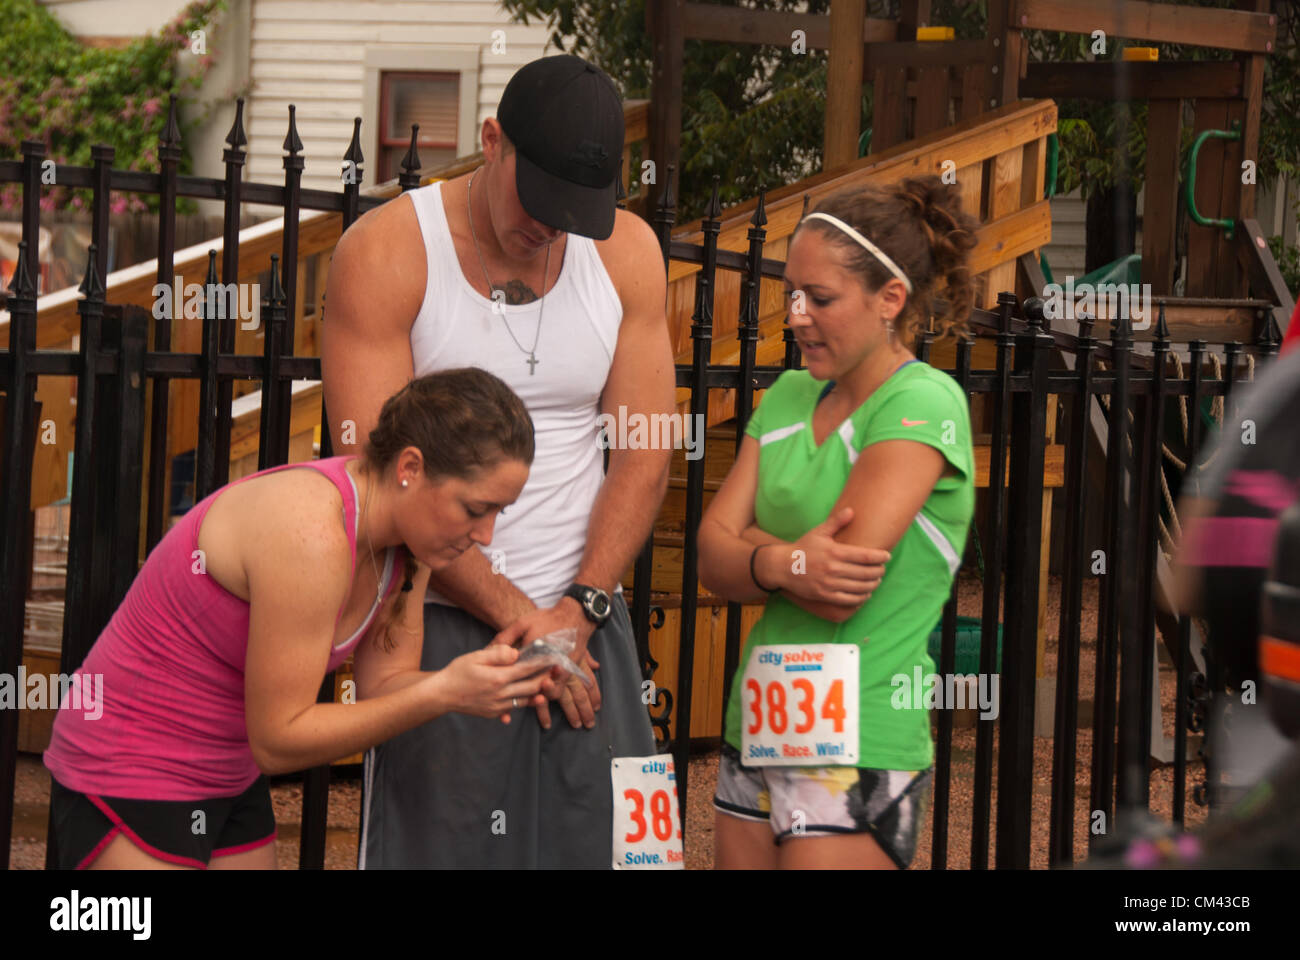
[43,368,556,869]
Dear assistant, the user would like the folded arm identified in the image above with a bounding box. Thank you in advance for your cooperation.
[699,435,946,622]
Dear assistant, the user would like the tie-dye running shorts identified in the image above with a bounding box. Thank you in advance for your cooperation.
[713,743,932,868]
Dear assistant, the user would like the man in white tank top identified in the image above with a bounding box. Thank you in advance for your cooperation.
[322,55,674,867]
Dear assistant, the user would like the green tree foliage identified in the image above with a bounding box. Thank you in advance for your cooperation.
[502,0,1298,236]
[503,0,837,220]
[0,0,225,214]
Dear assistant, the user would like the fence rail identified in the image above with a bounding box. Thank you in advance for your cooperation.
[0,99,1286,870]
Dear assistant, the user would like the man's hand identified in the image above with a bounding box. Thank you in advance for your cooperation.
[534,650,602,731]
[490,598,602,730]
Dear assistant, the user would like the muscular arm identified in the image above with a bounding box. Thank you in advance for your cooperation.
[321,191,535,632]
[567,211,674,617]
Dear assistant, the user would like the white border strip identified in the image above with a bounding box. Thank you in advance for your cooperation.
[914,511,961,576]
[837,420,858,465]
[759,422,805,446]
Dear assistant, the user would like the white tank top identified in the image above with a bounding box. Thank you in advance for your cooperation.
[406,181,624,608]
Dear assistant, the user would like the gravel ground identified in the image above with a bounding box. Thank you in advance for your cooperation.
[9,572,1211,869]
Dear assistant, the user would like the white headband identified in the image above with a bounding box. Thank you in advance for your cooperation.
[800,212,913,294]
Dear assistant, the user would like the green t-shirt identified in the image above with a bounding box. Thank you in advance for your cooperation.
[722,361,975,770]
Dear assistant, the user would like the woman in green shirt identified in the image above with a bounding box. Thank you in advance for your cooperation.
[699,174,978,869]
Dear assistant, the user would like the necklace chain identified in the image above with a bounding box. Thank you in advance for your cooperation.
[467,169,550,374]
[361,468,383,604]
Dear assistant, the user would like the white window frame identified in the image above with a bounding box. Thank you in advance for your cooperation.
[361,45,479,189]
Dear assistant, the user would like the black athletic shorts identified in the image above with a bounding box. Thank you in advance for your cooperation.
[48,774,277,869]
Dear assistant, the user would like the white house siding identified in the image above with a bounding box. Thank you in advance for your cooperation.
[246,0,557,198]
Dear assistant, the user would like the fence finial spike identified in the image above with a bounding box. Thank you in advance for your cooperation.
[1154,301,1170,341]
[268,253,286,302]
[400,124,421,177]
[656,163,676,215]
[283,105,304,156]
[78,243,104,300]
[1112,311,1133,340]
[706,175,722,220]
[752,185,767,229]
[8,240,34,297]
[343,117,364,166]
[205,249,219,287]
[1260,308,1282,348]
[996,290,1017,333]
[226,98,247,150]
[161,94,182,148]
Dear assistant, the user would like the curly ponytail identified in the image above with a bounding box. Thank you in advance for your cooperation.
[796,174,978,347]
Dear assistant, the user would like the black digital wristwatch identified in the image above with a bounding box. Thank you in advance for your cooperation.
[564,583,612,626]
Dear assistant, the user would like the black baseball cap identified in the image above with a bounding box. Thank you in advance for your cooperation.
[496,55,624,241]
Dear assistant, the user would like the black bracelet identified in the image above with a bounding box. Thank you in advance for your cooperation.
[749,545,777,593]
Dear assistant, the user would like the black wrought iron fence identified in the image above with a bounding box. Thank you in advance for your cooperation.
[642,169,1283,868]
[0,101,1283,871]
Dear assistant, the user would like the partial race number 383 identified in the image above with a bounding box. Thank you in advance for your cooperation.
[610,755,684,869]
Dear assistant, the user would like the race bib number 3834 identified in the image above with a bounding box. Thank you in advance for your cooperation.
[740,644,859,766]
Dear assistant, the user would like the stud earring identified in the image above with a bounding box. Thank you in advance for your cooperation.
[401,479,409,488]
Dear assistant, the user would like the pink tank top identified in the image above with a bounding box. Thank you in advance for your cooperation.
[43,455,403,801]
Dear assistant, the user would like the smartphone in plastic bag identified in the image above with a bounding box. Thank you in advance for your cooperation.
[515,627,592,687]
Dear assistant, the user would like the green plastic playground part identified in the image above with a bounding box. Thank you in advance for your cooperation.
[1080,252,1142,289]
[926,616,1004,675]
[1185,124,1242,240]
[1040,133,1060,284]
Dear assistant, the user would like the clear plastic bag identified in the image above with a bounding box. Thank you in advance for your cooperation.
[515,627,593,687]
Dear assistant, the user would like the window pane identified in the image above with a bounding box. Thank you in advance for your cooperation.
[385,74,458,144]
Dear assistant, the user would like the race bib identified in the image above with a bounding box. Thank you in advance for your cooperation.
[740,644,859,766]
[610,755,685,870]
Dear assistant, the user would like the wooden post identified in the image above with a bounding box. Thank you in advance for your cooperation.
[987,0,1020,110]
[870,66,908,152]
[1142,99,1183,297]
[1236,22,1266,223]
[1185,99,1229,298]
[899,0,931,39]
[648,0,685,217]
[825,0,867,171]
[1215,101,1247,298]
[914,68,951,138]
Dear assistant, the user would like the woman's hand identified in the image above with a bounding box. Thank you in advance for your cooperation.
[766,507,890,606]
[436,645,558,724]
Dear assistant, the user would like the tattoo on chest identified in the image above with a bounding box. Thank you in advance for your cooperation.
[493,278,540,304]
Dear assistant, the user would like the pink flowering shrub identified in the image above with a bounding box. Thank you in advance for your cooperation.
[0,0,225,214]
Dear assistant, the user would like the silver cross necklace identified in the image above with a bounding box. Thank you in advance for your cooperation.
[467,169,550,375]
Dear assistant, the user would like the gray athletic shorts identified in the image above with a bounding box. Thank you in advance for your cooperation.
[359,597,656,868]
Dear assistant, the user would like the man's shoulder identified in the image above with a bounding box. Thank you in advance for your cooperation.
[340,190,424,259]
[327,191,426,330]
[591,208,664,300]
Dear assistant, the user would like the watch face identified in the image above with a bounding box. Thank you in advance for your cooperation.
[591,594,610,617]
